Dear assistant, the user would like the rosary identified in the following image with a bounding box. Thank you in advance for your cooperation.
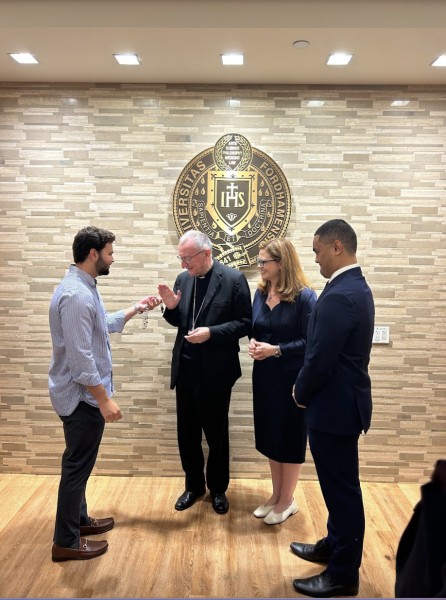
[142,303,164,329]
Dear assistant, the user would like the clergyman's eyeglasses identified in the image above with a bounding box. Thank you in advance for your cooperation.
[177,249,206,264]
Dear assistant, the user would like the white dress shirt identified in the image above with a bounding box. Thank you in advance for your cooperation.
[328,263,360,283]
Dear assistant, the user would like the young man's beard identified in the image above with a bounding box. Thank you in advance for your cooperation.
[95,256,110,276]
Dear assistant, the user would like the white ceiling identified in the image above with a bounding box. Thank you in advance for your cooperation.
[1,0,446,84]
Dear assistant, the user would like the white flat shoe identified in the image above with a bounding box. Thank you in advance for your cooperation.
[253,503,276,518]
[264,499,298,525]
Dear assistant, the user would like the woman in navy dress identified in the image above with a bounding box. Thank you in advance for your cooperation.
[248,238,316,525]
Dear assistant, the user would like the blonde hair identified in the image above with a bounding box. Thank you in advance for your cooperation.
[257,238,313,303]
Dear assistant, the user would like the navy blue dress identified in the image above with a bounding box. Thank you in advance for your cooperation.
[252,299,308,464]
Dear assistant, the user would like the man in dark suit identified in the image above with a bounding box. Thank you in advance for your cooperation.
[159,230,252,514]
[291,219,375,598]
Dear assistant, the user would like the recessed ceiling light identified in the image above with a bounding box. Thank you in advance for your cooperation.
[9,53,39,64]
[114,54,140,65]
[431,55,446,67]
[307,100,325,107]
[327,53,353,66]
[293,40,309,49]
[391,100,410,106]
[221,54,244,66]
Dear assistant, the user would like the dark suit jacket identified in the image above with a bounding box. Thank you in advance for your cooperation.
[395,479,446,598]
[252,286,316,372]
[294,267,375,435]
[163,259,252,390]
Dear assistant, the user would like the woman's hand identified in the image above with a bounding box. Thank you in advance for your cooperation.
[248,337,257,353]
[248,339,276,360]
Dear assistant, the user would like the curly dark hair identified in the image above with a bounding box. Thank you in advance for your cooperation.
[315,219,357,255]
[72,226,116,263]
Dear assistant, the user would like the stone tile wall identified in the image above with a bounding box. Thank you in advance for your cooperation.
[0,83,445,483]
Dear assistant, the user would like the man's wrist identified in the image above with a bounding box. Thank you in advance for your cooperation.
[85,383,109,405]
[134,303,144,314]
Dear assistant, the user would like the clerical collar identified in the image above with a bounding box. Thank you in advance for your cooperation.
[197,265,213,280]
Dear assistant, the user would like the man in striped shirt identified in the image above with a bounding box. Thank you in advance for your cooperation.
[49,226,161,562]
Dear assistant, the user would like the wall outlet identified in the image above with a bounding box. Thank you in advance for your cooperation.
[373,326,390,344]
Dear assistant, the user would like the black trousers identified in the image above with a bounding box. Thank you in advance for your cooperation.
[309,428,364,584]
[53,401,105,548]
[176,358,231,494]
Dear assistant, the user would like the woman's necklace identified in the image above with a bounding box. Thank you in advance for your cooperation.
[268,292,277,301]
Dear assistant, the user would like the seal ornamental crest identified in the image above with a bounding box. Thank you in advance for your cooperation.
[173,133,292,269]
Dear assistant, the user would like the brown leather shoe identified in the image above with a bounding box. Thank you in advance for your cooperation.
[79,516,115,535]
[52,537,108,562]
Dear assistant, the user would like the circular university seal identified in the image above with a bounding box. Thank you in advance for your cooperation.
[173,133,292,269]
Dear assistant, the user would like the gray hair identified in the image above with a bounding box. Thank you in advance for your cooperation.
[179,230,212,254]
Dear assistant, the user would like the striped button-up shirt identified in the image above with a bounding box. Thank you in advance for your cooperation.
[48,265,125,416]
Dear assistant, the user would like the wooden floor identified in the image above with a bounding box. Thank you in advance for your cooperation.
[0,474,420,599]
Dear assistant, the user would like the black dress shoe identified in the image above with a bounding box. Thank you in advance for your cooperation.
[293,570,359,598]
[175,490,205,511]
[211,492,229,514]
[290,538,331,563]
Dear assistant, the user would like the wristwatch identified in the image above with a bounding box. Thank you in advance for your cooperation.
[134,303,144,314]
[274,345,282,358]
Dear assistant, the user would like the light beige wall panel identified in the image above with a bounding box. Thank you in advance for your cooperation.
[1,83,445,483]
